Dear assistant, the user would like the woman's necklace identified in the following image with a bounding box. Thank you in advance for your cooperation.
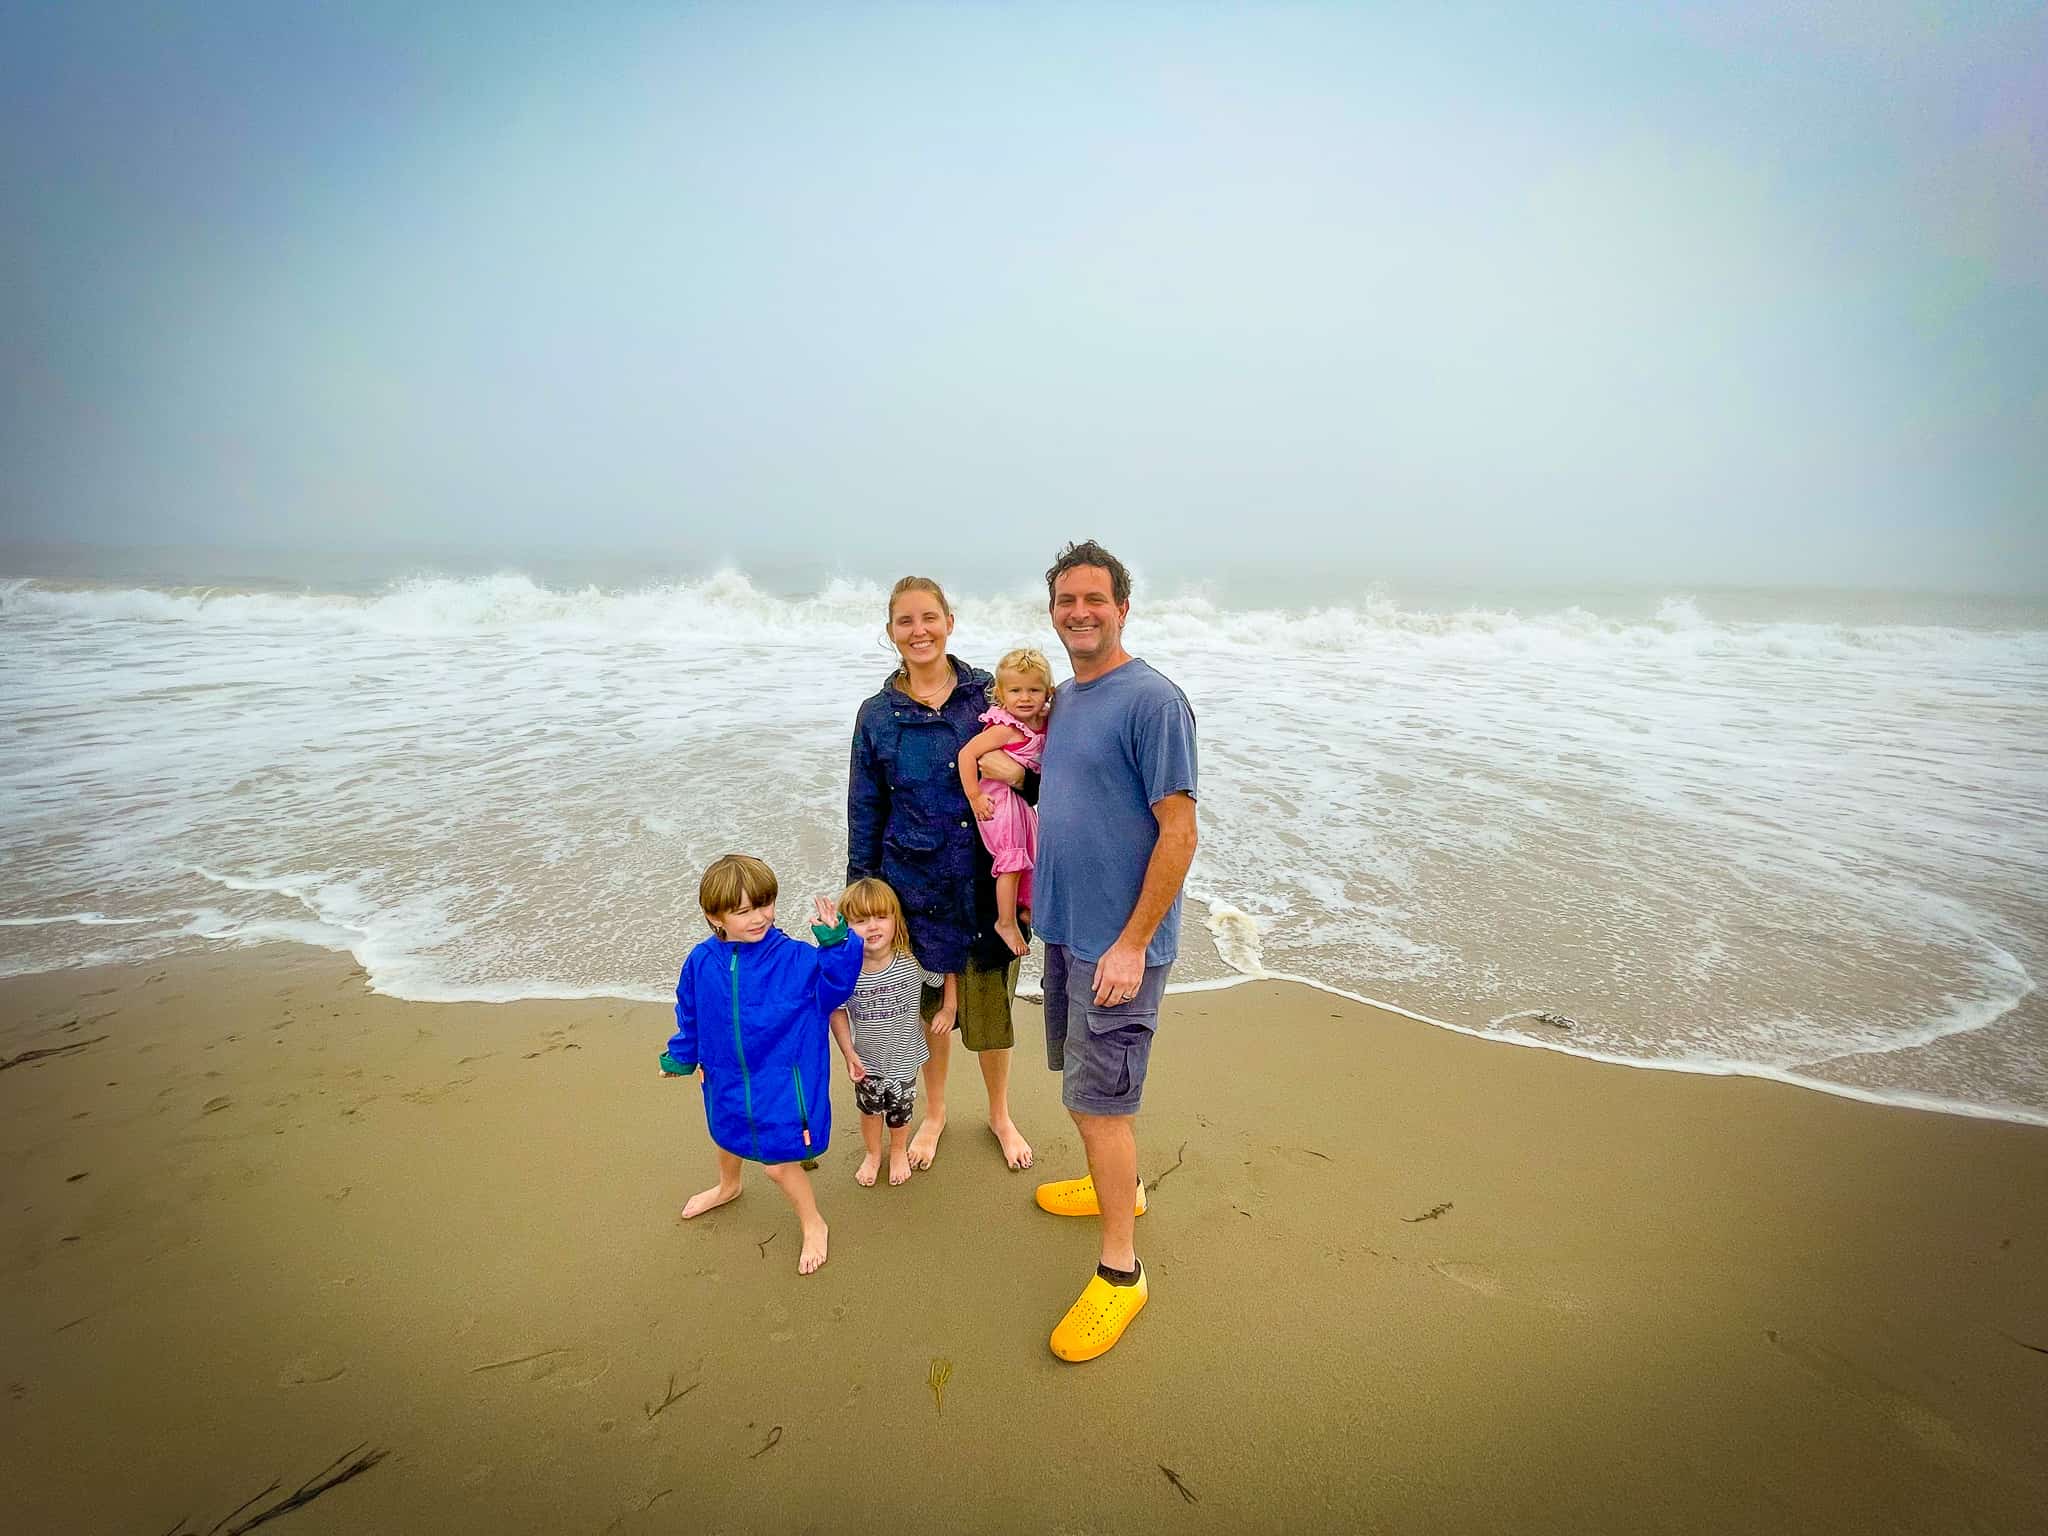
[901,669,951,710]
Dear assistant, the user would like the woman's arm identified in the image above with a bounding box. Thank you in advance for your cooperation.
[955,722,1024,816]
[846,717,889,881]
[928,972,959,1037]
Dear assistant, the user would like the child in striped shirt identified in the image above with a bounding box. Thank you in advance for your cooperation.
[829,878,940,1187]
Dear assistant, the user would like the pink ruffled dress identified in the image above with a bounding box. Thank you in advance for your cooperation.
[972,705,1045,908]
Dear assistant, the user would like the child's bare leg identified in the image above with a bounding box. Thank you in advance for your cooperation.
[856,1114,882,1186]
[993,872,1028,956]
[681,1147,744,1219]
[761,1161,829,1274]
[887,1120,913,1185]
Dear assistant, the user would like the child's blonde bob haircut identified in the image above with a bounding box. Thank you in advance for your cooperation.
[838,877,912,956]
[991,646,1056,702]
[699,853,778,923]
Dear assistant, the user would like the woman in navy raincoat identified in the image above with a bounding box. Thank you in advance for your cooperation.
[847,576,1037,1173]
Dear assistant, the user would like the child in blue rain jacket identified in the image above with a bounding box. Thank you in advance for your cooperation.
[661,853,863,1275]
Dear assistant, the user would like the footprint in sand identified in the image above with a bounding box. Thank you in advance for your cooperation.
[1431,1261,1506,1298]
[1267,1143,1336,1170]
[1766,1330,1971,1461]
[401,1076,475,1104]
[528,1347,613,1389]
[280,1350,348,1386]
[1428,1260,1594,1315]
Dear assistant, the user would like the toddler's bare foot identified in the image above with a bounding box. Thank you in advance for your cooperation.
[855,1151,880,1187]
[907,1114,945,1170]
[679,1179,742,1219]
[797,1218,829,1275]
[889,1147,912,1185]
[990,1114,1034,1170]
[995,918,1028,956]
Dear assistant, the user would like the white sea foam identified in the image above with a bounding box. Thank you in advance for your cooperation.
[3,570,2044,1122]
[0,912,156,927]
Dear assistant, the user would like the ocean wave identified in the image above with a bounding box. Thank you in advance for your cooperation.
[4,572,2038,662]
[6,564,2044,1125]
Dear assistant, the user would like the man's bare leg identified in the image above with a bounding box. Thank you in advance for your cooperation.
[909,1024,950,1169]
[980,1046,1033,1169]
[761,1160,829,1274]
[1048,1111,1147,1361]
[1074,1111,1138,1270]
[680,1147,744,1219]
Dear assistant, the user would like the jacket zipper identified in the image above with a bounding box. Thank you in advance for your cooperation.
[728,949,758,1161]
[791,1064,812,1148]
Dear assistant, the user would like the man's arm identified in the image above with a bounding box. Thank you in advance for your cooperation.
[1090,792,1197,1007]
[976,754,1040,805]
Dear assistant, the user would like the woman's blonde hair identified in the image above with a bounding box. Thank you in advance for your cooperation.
[887,575,952,623]
[838,877,911,956]
[991,646,1056,704]
[699,853,778,924]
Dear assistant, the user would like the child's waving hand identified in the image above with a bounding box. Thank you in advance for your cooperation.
[813,894,840,928]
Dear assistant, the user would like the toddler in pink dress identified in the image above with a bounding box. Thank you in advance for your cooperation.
[954,647,1055,957]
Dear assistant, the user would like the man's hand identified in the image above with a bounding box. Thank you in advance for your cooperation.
[969,790,995,820]
[1091,939,1147,1009]
[929,1002,957,1037]
[977,750,1025,787]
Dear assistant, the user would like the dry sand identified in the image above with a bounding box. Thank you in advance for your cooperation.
[3,943,2045,1534]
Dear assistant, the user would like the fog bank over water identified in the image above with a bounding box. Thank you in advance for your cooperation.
[4,3,2044,590]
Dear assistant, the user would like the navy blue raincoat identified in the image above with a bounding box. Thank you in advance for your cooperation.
[663,922,862,1165]
[847,657,1032,975]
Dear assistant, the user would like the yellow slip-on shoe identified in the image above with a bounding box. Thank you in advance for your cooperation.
[1050,1266,1148,1362]
[1033,1174,1147,1218]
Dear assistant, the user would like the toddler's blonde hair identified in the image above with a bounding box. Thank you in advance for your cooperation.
[991,646,1056,704]
[839,877,912,956]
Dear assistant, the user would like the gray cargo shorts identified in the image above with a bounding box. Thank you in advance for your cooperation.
[1041,943,1170,1116]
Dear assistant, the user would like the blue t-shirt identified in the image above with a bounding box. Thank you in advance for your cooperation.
[1035,657,1198,966]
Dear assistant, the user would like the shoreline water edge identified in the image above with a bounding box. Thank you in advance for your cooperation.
[5,568,2045,1125]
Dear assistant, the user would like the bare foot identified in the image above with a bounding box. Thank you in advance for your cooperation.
[855,1152,880,1187]
[679,1180,742,1219]
[995,918,1029,956]
[907,1114,946,1170]
[889,1147,912,1185]
[797,1218,829,1275]
[990,1115,1034,1170]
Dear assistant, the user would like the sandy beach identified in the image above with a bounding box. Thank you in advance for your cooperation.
[3,944,2045,1534]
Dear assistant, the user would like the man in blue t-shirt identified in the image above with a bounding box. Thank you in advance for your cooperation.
[1031,539,1199,1363]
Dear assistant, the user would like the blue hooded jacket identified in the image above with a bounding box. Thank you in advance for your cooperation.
[662,921,862,1165]
[847,656,1028,975]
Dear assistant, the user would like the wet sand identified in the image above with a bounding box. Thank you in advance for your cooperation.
[3,944,2045,1533]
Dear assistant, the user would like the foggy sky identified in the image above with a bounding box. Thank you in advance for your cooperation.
[4,2,2044,592]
